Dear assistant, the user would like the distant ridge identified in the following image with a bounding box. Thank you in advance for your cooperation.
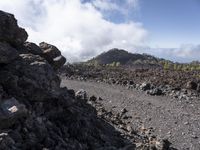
[87,48,166,67]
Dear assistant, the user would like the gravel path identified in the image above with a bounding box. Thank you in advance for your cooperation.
[61,79,200,150]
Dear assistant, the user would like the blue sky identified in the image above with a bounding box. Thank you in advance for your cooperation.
[138,0,200,48]
[0,0,199,62]
[94,0,200,48]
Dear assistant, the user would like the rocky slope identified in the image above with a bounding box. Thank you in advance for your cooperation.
[0,10,174,150]
[0,10,124,150]
[87,48,164,68]
[63,79,200,150]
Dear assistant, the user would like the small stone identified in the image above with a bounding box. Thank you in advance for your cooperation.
[121,108,128,114]
[126,125,132,132]
[186,81,197,90]
[89,95,97,102]
[140,82,151,91]
[75,89,87,100]
[98,97,103,101]
[191,134,198,139]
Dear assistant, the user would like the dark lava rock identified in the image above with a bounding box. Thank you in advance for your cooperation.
[0,54,60,101]
[75,89,87,100]
[147,88,163,96]
[140,82,151,91]
[52,55,66,69]
[129,80,134,86]
[0,42,19,64]
[24,42,43,55]
[0,10,28,46]
[39,42,66,70]
[197,84,200,93]
[186,81,198,90]
[39,42,61,57]
[122,80,128,86]
[67,89,75,98]
[89,95,97,101]
[0,97,27,129]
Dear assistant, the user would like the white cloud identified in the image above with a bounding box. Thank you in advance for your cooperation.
[1,0,198,63]
[138,44,200,62]
[0,0,147,62]
[177,44,200,58]
[170,44,200,62]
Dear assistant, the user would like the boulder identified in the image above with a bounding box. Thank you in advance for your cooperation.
[129,80,134,86]
[186,81,197,90]
[0,10,28,46]
[39,42,61,58]
[39,42,66,70]
[122,80,128,86]
[52,55,66,69]
[0,54,60,101]
[24,42,43,55]
[147,88,163,96]
[140,82,151,91]
[65,89,75,100]
[75,89,87,100]
[89,95,97,102]
[0,42,19,64]
[197,84,200,92]
[0,97,27,129]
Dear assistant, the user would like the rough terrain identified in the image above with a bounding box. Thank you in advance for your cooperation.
[62,79,200,150]
[0,10,175,150]
[61,64,200,100]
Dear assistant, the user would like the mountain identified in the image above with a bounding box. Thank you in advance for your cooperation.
[87,48,165,67]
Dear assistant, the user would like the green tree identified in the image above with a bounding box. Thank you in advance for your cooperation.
[163,61,170,70]
[116,62,120,67]
[173,64,177,70]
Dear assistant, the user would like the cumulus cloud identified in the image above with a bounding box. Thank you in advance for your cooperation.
[138,44,200,62]
[0,0,147,62]
[0,0,198,62]
[170,44,200,62]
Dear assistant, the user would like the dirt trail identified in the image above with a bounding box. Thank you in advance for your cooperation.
[61,79,200,150]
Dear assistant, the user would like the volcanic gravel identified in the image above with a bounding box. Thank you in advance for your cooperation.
[62,79,200,150]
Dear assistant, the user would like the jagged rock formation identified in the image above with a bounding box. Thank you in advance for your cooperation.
[39,42,66,70]
[0,10,132,150]
[0,10,28,46]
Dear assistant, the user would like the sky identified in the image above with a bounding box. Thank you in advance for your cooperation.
[0,0,199,62]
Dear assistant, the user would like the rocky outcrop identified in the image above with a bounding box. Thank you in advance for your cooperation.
[23,42,43,55]
[0,42,19,64]
[0,53,60,101]
[0,10,28,46]
[39,42,66,70]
